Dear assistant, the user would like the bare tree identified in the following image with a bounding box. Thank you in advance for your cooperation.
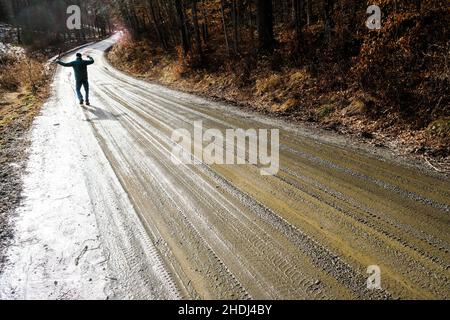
[256,0,274,53]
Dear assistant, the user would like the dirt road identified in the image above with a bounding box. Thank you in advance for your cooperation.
[1,36,449,299]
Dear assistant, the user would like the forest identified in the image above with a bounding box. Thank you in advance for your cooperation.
[0,0,111,46]
[109,0,449,156]
[1,0,449,155]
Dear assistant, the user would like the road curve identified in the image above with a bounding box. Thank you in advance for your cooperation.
[5,36,450,299]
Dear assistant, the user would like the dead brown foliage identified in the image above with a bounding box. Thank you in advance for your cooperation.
[109,1,449,157]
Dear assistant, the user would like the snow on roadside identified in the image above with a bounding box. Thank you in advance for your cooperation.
[0,42,25,56]
[0,60,179,300]
[0,24,24,56]
[0,75,113,300]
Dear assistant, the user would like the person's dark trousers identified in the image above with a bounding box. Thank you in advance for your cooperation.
[76,78,89,103]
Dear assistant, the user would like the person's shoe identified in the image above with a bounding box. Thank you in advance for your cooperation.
[80,100,84,105]
[86,101,90,106]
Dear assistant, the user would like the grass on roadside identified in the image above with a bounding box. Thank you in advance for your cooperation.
[0,50,54,268]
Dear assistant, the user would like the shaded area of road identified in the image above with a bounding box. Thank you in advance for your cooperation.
[2,36,449,299]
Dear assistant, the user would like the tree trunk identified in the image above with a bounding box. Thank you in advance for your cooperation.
[256,0,274,53]
[148,0,167,49]
[220,0,231,56]
[201,0,209,43]
[324,0,334,42]
[293,0,304,50]
[174,0,190,58]
[231,0,240,55]
[192,0,204,62]
[306,0,312,26]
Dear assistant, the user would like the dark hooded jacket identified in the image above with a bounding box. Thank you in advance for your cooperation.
[57,56,94,81]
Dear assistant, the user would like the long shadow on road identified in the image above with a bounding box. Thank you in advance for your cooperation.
[82,104,125,122]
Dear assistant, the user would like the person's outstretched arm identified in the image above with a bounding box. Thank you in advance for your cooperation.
[85,56,94,65]
[57,60,74,67]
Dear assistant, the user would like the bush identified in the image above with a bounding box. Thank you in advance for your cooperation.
[353,7,449,128]
[0,53,48,94]
[0,54,19,91]
[428,118,450,139]
[255,74,283,95]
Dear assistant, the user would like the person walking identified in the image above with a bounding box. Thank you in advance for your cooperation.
[57,53,94,106]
